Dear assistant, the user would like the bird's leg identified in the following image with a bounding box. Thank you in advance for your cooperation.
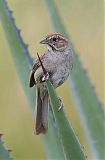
[49,96,64,111]
[58,97,64,111]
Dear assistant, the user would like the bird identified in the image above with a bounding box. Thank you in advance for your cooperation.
[29,33,73,135]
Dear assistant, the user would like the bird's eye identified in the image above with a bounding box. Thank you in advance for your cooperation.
[52,37,57,42]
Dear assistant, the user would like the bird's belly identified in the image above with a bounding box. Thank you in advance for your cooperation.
[51,66,70,88]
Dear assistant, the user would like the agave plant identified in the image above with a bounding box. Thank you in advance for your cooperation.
[0,0,104,159]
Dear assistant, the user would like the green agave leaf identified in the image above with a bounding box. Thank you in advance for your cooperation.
[44,0,105,159]
[0,134,13,160]
[45,80,86,159]
[0,0,86,159]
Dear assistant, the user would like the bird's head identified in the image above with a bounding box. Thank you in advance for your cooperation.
[40,33,69,51]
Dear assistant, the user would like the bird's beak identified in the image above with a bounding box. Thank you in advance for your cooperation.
[40,38,48,44]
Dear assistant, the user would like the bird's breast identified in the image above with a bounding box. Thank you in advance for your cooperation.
[42,50,72,88]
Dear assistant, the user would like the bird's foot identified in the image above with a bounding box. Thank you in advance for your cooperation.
[42,72,49,82]
[58,97,64,111]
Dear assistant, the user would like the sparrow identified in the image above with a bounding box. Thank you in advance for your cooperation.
[29,33,73,135]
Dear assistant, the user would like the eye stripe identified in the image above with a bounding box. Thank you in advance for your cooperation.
[49,35,57,42]
[46,34,68,44]
[47,33,65,37]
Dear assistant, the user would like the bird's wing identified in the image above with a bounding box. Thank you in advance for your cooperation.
[29,59,40,87]
[29,52,50,87]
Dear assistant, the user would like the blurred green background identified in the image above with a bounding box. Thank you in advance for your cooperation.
[0,0,104,159]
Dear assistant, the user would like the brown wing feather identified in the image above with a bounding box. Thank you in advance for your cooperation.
[29,52,48,87]
[29,59,40,87]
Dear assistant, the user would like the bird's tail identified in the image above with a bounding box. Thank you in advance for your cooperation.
[34,86,49,135]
